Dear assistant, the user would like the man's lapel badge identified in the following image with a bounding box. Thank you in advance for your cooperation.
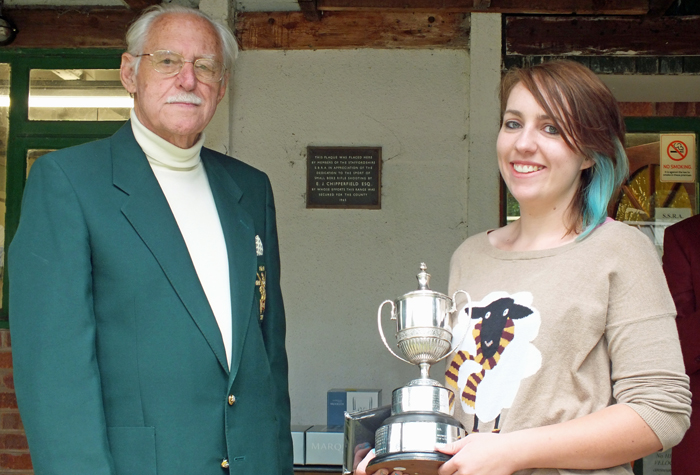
[255,235,266,322]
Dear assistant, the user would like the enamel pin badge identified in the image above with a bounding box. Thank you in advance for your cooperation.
[255,235,266,321]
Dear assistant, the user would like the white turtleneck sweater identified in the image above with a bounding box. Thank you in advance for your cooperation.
[131,111,233,368]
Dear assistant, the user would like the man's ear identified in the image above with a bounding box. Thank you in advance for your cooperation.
[120,53,138,94]
[216,72,229,104]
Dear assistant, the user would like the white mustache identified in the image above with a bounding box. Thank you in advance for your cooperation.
[166,93,203,105]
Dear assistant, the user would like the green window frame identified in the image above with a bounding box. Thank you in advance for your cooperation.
[1,49,126,326]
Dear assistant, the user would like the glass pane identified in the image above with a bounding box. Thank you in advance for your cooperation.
[614,133,696,255]
[27,149,55,178]
[29,69,132,121]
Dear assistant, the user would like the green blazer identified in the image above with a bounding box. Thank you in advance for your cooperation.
[9,123,293,475]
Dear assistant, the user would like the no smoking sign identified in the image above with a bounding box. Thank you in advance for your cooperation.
[667,140,688,161]
[660,133,696,183]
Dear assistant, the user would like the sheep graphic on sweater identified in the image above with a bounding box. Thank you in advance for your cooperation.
[446,292,541,433]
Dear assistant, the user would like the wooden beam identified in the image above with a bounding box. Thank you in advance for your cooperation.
[236,11,469,50]
[506,16,700,56]
[316,0,649,15]
[646,0,676,17]
[298,0,322,21]
[3,8,135,48]
[122,0,160,11]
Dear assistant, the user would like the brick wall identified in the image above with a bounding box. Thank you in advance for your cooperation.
[0,329,33,475]
[619,101,700,117]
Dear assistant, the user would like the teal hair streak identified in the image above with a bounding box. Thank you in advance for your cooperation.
[577,139,630,241]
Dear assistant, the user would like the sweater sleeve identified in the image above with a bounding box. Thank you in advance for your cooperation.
[604,227,691,451]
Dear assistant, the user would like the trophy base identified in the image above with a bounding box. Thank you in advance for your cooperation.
[367,451,449,475]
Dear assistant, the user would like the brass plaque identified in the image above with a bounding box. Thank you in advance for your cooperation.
[306,146,381,209]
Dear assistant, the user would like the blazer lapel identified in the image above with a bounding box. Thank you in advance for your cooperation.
[110,124,229,373]
[201,152,256,385]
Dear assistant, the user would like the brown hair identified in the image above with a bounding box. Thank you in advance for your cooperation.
[500,60,627,234]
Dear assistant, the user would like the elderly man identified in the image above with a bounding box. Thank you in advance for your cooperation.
[9,5,292,475]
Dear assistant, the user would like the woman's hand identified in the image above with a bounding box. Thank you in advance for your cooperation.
[354,449,405,475]
[353,444,374,474]
[436,433,518,475]
[354,433,520,475]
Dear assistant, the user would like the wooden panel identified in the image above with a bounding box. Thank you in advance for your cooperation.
[5,8,136,48]
[236,11,469,50]
[316,0,648,14]
[506,16,700,56]
[299,0,323,21]
[123,0,160,11]
[647,0,677,17]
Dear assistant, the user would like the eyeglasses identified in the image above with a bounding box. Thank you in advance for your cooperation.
[137,50,225,83]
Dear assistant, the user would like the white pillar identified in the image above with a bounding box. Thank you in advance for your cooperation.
[200,0,232,155]
[467,12,502,236]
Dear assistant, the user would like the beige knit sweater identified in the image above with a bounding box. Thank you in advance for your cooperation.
[445,220,691,475]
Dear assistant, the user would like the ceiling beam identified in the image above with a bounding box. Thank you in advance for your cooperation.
[315,0,649,15]
[122,0,160,11]
[298,0,322,21]
[3,8,135,48]
[646,0,676,17]
[236,11,469,50]
[506,15,700,56]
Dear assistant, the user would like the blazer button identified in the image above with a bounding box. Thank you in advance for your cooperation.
[228,394,236,405]
[221,459,230,469]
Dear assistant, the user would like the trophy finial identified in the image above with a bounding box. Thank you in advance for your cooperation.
[417,263,431,290]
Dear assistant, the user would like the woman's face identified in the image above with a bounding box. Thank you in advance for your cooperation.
[497,82,592,214]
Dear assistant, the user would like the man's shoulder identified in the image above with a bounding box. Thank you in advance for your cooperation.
[667,214,700,239]
[37,125,130,171]
[33,137,114,179]
[201,148,268,181]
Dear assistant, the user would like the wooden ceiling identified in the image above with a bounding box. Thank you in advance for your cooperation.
[239,0,700,54]
[4,0,697,55]
[297,0,674,18]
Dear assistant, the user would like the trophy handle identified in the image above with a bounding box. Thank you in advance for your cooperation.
[377,299,412,365]
[446,289,473,357]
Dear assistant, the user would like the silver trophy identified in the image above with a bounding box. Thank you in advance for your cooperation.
[368,263,471,474]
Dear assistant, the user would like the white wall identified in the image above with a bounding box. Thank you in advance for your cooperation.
[229,49,471,424]
[467,13,502,237]
[200,0,503,425]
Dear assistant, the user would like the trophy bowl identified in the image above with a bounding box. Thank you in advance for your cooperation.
[396,327,452,365]
[368,264,472,475]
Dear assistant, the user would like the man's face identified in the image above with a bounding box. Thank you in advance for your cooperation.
[120,13,228,149]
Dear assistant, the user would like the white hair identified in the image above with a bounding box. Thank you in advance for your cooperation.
[125,4,238,76]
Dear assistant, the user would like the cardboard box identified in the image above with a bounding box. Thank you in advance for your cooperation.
[291,425,312,465]
[305,425,344,465]
[327,388,382,427]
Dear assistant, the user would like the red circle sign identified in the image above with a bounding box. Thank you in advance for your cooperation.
[667,140,688,161]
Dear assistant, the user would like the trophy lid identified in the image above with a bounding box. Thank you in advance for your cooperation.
[397,263,448,301]
[416,263,430,290]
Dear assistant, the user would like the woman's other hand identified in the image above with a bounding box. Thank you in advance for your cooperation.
[436,433,517,475]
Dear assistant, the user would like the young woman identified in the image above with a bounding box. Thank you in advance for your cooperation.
[358,60,691,475]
